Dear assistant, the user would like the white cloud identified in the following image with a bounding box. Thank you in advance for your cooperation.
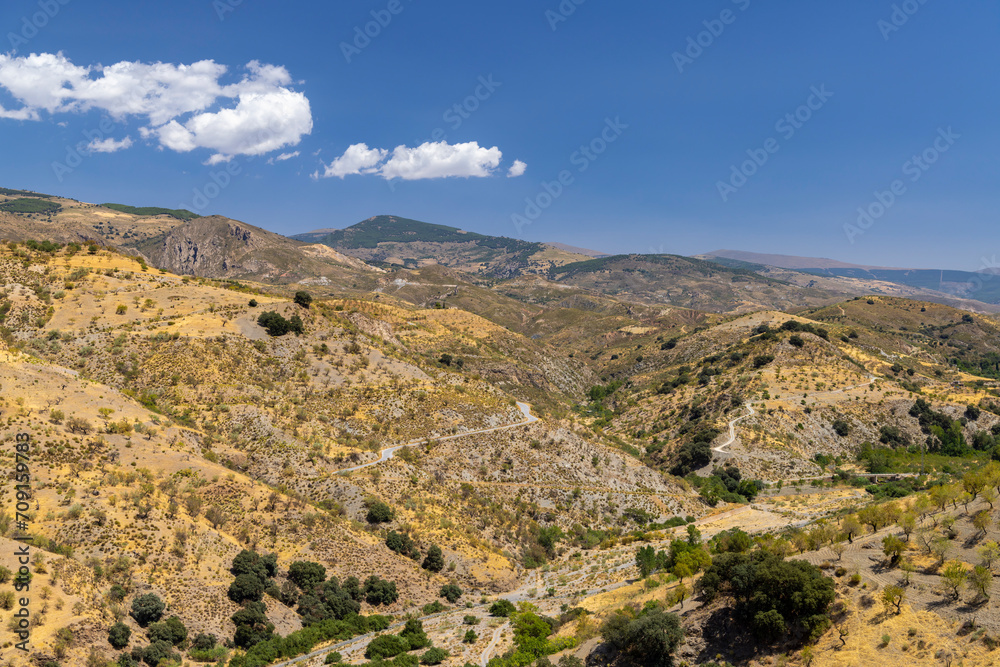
[315,141,504,181]
[507,160,527,178]
[0,52,312,161]
[268,150,300,165]
[86,136,133,153]
[314,143,387,179]
[381,141,502,180]
[154,88,312,164]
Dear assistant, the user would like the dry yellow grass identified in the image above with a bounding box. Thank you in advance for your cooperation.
[812,601,997,667]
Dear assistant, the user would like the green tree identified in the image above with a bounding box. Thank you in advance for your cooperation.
[366,634,409,660]
[979,541,1000,571]
[973,510,993,537]
[971,564,993,601]
[129,593,165,627]
[294,291,313,308]
[440,583,462,603]
[420,648,450,665]
[882,535,906,565]
[288,561,327,591]
[841,515,863,543]
[366,500,395,524]
[364,575,399,606]
[229,573,265,603]
[140,640,180,666]
[489,599,516,617]
[881,585,905,614]
[941,560,967,600]
[898,513,916,541]
[107,622,131,649]
[423,545,445,573]
[601,606,683,667]
[401,618,431,649]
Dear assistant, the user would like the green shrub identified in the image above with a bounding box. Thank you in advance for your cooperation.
[422,545,444,572]
[257,311,304,337]
[420,648,450,665]
[294,291,313,308]
[440,584,462,603]
[108,622,131,649]
[422,600,446,615]
[489,599,516,617]
[288,561,327,591]
[147,615,187,645]
[364,575,398,606]
[366,500,394,524]
[366,634,409,660]
[601,606,682,667]
[129,593,165,627]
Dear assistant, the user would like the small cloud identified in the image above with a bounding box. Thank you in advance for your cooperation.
[315,140,504,181]
[313,143,387,179]
[507,160,527,178]
[268,150,300,165]
[86,136,133,153]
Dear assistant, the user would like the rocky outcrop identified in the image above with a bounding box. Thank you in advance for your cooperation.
[136,215,377,284]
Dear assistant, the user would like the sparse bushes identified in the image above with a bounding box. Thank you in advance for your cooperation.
[66,416,92,434]
[411,602,440,618]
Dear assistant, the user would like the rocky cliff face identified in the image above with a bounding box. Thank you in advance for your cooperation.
[135,216,376,284]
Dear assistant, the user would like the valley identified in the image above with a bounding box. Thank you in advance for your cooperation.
[2,191,1000,667]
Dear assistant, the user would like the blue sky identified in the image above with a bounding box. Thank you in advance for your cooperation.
[0,0,996,269]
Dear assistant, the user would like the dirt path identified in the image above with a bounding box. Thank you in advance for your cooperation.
[712,403,755,456]
[480,622,510,667]
[337,401,538,474]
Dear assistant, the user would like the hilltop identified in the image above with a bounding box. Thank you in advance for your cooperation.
[297,215,593,278]
[705,249,1000,307]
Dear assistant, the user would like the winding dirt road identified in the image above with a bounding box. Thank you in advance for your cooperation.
[337,401,539,474]
[712,403,756,456]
